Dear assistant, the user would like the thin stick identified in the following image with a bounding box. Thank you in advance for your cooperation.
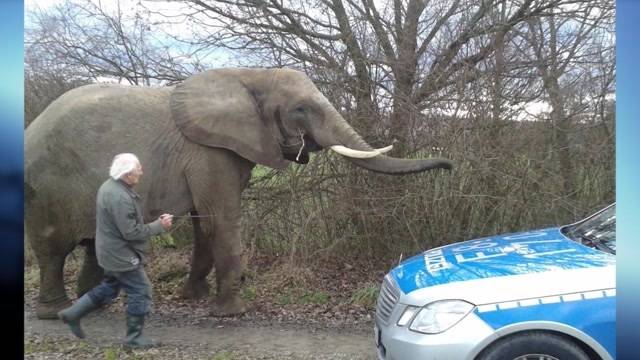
[171,215,215,219]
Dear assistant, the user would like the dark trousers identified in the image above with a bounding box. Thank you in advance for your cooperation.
[87,266,153,316]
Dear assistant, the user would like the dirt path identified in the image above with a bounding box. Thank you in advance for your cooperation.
[25,308,378,359]
[24,247,387,359]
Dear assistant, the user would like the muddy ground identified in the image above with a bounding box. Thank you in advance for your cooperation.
[24,245,393,359]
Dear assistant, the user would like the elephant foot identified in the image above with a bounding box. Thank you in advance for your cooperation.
[36,296,72,319]
[209,296,247,317]
[180,280,210,300]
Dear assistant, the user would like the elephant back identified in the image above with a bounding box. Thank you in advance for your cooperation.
[25,84,176,234]
[26,84,174,171]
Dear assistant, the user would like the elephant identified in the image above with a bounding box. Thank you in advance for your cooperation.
[25,68,453,319]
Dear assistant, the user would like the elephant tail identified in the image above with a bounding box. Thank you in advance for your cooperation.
[24,181,36,204]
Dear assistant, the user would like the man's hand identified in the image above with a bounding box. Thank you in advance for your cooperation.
[159,214,173,231]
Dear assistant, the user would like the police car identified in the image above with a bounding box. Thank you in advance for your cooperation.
[375,203,615,360]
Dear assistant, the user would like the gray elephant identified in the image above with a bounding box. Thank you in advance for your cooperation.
[25,68,453,319]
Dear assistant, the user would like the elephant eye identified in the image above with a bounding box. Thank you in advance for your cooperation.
[294,106,305,113]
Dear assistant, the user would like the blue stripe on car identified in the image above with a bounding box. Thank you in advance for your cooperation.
[475,294,616,358]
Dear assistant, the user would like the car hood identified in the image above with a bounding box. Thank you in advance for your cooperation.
[390,227,615,295]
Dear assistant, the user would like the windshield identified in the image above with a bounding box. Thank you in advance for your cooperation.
[562,204,616,255]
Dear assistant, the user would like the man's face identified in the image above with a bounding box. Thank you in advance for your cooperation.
[124,162,143,186]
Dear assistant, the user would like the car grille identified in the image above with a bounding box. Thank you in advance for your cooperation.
[376,275,400,324]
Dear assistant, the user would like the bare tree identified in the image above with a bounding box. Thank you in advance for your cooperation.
[157,0,572,153]
[516,0,614,212]
[25,0,205,86]
[24,60,90,128]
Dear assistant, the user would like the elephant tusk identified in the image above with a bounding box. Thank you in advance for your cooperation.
[330,145,393,158]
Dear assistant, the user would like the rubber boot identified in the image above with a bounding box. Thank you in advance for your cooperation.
[57,294,99,339]
[125,314,161,348]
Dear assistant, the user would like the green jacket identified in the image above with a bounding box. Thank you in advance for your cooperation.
[95,178,165,272]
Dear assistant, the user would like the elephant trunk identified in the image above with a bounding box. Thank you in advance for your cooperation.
[320,107,453,175]
[347,154,454,175]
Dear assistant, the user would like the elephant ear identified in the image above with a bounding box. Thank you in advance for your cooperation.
[170,70,287,169]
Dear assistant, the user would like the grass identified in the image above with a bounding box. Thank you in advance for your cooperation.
[350,283,379,309]
[104,348,118,360]
[276,288,330,305]
[210,351,235,360]
[25,337,127,359]
[151,233,177,248]
[24,337,58,354]
[241,284,257,302]
[299,290,330,305]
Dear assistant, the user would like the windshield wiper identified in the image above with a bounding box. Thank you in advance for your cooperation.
[580,234,615,255]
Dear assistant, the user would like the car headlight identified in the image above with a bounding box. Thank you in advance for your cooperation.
[406,300,474,334]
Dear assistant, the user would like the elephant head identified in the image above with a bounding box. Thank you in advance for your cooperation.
[170,68,453,174]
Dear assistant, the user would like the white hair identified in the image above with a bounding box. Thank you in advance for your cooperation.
[109,153,140,180]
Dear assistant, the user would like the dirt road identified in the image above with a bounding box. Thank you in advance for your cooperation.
[24,245,387,359]
[25,308,378,359]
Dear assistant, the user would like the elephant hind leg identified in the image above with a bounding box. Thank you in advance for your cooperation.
[76,238,104,297]
[35,254,72,319]
[180,214,213,300]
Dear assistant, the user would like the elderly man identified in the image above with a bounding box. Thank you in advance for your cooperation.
[57,153,173,348]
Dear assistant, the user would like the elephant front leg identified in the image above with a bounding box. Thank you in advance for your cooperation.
[210,233,247,317]
[181,215,213,300]
[184,151,254,317]
[209,195,247,317]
